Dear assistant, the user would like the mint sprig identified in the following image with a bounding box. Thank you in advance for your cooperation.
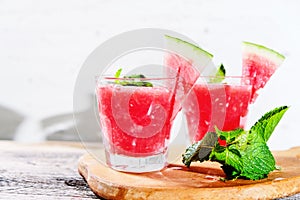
[114,68,153,87]
[182,106,289,180]
[209,63,226,83]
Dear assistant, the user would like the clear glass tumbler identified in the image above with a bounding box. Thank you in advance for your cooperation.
[96,76,180,173]
[183,76,252,143]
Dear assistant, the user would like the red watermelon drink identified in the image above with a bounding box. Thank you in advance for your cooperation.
[185,41,285,143]
[96,76,178,172]
[184,76,252,143]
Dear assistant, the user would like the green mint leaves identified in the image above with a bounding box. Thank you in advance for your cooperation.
[182,106,289,180]
[250,106,289,142]
[210,63,226,83]
[114,68,122,78]
[114,68,122,84]
[114,68,153,87]
[210,126,276,180]
[182,132,218,167]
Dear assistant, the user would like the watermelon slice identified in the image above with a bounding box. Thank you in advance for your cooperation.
[242,41,285,103]
[164,35,214,120]
[164,35,215,86]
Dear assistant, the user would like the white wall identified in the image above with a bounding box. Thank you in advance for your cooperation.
[0,0,299,149]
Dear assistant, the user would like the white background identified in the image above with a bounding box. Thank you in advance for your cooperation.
[0,0,299,150]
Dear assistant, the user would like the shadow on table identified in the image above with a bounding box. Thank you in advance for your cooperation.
[0,95,102,143]
[41,94,102,142]
[41,108,102,142]
[0,105,24,140]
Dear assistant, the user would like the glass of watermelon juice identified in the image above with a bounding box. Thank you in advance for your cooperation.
[96,76,179,173]
[183,76,252,143]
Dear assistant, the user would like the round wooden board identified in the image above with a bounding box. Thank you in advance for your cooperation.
[78,147,300,200]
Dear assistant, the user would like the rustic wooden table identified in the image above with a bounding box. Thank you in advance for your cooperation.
[0,141,99,199]
[1,140,299,200]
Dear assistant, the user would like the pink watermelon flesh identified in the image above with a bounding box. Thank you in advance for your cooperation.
[164,35,213,121]
[165,53,200,93]
[97,85,174,156]
[242,43,285,103]
[184,84,252,143]
[165,53,202,121]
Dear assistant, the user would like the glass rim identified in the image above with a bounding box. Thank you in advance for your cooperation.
[198,75,250,79]
[95,75,177,81]
[196,75,251,85]
[95,75,251,83]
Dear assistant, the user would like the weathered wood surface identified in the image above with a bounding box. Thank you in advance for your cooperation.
[79,147,300,200]
[0,141,100,199]
[1,141,300,200]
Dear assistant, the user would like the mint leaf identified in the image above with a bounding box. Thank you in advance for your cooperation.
[183,106,289,180]
[240,142,275,180]
[198,132,218,160]
[211,128,275,180]
[124,74,146,79]
[210,63,226,83]
[210,143,243,175]
[182,132,218,167]
[114,68,122,84]
[216,63,226,77]
[215,127,244,144]
[121,74,153,87]
[250,106,289,142]
[113,69,153,87]
[182,140,202,167]
[115,68,122,78]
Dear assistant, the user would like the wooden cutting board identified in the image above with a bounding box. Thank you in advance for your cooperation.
[78,147,300,200]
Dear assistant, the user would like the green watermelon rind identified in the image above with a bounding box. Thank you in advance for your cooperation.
[165,35,213,58]
[242,41,285,66]
[164,35,214,73]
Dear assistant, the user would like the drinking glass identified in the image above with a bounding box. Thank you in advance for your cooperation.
[96,76,180,173]
[183,76,252,143]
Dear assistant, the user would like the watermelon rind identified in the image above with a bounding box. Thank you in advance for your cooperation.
[165,35,215,75]
[242,41,285,67]
[242,41,285,103]
[165,35,213,58]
